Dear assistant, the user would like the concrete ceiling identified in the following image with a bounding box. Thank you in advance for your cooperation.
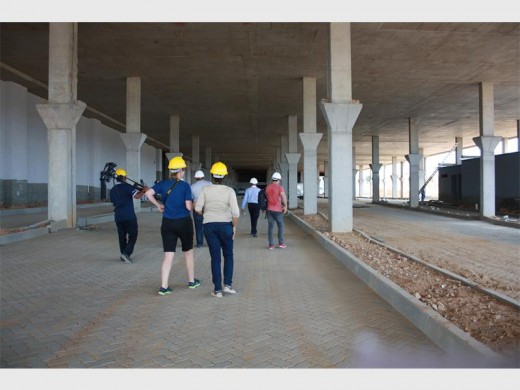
[1,22,519,173]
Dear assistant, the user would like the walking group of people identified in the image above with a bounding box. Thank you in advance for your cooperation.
[110,156,288,298]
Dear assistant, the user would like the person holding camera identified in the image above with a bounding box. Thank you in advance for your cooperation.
[145,156,201,296]
[110,168,146,264]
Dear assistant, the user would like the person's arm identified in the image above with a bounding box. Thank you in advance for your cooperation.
[145,187,164,213]
[194,188,205,215]
[229,189,240,238]
[241,188,248,212]
[232,216,239,240]
[185,200,193,211]
[281,190,288,214]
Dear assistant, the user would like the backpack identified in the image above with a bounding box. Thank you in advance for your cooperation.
[258,189,268,211]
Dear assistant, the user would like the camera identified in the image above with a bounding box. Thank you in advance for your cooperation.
[100,162,146,191]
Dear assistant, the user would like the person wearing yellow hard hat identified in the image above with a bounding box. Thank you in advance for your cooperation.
[241,177,261,237]
[194,161,240,298]
[109,167,146,264]
[145,156,201,295]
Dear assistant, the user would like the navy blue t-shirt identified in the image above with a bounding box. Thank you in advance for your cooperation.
[152,179,193,220]
[110,182,137,222]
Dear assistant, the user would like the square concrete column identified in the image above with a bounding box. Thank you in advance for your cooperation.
[419,147,425,190]
[286,153,301,209]
[36,23,86,229]
[352,146,357,200]
[299,133,322,214]
[358,165,364,197]
[323,161,329,198]
[405,154,422,208]
[473,81,501,217]
[407,118,422,208]
[280,135,289,194]
[155,148,163,181]
[400,162,405,198]
[370,135,381,203]
[391,156,398,199]
[125,76,147,212]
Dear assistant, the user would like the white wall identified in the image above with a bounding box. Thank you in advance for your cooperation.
[0,80,158,192]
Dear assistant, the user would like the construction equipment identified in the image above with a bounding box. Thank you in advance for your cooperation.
[418,141,460,195]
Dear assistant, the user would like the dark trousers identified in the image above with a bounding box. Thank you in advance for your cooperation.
[193,210,204,246]
[247,203,260,235]
[116,218,138,256]
[203,222,234,292]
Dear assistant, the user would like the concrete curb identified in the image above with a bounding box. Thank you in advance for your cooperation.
[76,213,114,227]
[0,226,50,245]
[288,212,503,362]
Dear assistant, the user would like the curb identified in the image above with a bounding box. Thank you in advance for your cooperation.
[288,212,504,363]
[0,226,50,245]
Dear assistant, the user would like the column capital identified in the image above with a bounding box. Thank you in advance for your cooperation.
[319,102,362,132]
[405,153,423,165]
[36,101,86,130]
[473,136,501,153]
[299,132,323,150]
[369,163,382,173]
[285,153,301,165]
[166,152,183,161]
[121,133,147,151]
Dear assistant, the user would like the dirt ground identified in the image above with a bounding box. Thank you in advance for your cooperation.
[292,209,520,358]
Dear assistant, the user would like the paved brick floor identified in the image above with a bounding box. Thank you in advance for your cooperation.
[0,210,453,368]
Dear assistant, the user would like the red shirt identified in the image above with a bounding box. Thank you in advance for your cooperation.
[265,183,285,212]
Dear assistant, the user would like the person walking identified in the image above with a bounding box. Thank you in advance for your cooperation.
[144,156,201,296]
[191,170,212,247]
[110,168,146,264]
[195,162,240,298]
[265,171,288,250]
[241,177,261,237]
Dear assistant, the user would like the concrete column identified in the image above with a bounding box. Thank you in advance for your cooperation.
[286,114,301,209]
[280,135,289,194]
[406,118,422,208]
[320,22,362,232]
[124,77,147,212]
[391,156,398,199]
[473,81,500,217]
[419,147,426,191]
[358,164,364,197]
[286,153,301,209]
[400,162,405,198]
[352,146,357,200]
[370,135,380,202]
[36,23,86,229]
[205,146,212,170]
[501,137,508,154]
[455,137,463,165]
[322,161,328,198]
[155,148,163,181]
[169,115,180,152]
[301,76,323,215]
[299,133,322,214]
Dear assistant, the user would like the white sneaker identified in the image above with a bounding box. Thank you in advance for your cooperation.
[223,285,236,294]
[211,291,223,298]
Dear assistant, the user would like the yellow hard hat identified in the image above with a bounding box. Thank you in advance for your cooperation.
[210,161,228,177]
[115,168,127,177]
[168,156,187,171]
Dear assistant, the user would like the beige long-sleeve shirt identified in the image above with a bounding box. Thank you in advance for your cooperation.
[195,184,240,224]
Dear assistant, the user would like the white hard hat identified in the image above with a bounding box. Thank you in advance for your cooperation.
[194,170,205,178]
[271,172,282,181]
[250,177,258,184]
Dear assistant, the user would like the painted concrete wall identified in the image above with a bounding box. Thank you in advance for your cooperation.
[0,80,158,207]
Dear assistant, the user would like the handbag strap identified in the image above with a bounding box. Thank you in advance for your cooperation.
[163,179,180,203]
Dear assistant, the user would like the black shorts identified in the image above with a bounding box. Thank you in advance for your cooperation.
[161,216,194,252]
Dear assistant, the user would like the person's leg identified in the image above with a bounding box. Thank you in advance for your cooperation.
[116,221,127,254]
[161,252,175,288]
[125,219,138,257]
[180,216,196,283]
[248,204,255,234]
[267,211,275,247]
[275,212,285,245]
[193,210,204,247]
[184,249,195,282]
[204,223,223,292]
[249,203,260,236]
[219,223,234,287]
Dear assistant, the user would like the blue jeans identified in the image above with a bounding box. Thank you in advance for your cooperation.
[193,210,204,246]
[203,222,234,292]
[267,210,284,246]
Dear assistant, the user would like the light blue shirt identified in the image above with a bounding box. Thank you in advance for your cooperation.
[241,185,261,209]
[191,179,212,202]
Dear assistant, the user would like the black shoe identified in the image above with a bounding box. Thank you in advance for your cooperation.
[158,287,172,296]
[188,279,201,289]
[120,253,133,264]
[252,234,257,237]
